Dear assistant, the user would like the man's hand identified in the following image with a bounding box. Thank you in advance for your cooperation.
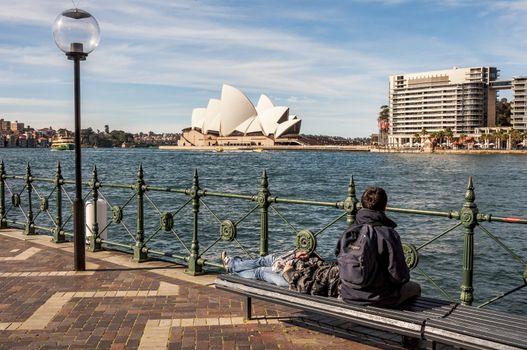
[283,261,294,272]
[295,251,309,260]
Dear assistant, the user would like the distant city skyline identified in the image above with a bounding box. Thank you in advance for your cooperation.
[0,0,526,137]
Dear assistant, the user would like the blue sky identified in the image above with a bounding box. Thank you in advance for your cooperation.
[0,0,526,137]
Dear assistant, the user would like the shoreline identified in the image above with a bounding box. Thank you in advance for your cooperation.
[159,145,527,155]
[158,145,370,152]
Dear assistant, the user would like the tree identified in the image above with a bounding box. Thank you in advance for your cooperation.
[444,128,454,146]
[507,128,523,150]
[496,98,512,126]
[420,128,428,139]
[377,105,389,145]
[494,129,507,149]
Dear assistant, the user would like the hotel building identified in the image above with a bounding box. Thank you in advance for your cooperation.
[512,77,527,130]
[388,67,499,145]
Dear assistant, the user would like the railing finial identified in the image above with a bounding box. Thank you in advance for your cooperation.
[464,176,476,207]
[137,162,144,180]
[261,169,268,188]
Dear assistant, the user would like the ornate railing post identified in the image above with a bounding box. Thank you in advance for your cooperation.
[186,169,204,275]
[460,176,478,305]
[52,162,66,243]
[24,163,35,235]
[343,176,359,226]
[0,160,7,229]
[132,164,148,262]
[88,166,102,252]
[257,169,270,257]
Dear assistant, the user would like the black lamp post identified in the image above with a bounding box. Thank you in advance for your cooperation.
[53,8,100,271]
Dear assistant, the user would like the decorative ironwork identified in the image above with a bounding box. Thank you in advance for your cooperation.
[39,198,48,211]
[296,229,316,254]
[402,243,419,270]
[160,212,174,231]
[112,205,123,223]
[220,219,237,241]
[1,161,527,310]
[11,193,20,207]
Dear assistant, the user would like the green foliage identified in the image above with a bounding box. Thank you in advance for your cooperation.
[496,98,511,126]
[80,127,134,147]
[378,105,389,121]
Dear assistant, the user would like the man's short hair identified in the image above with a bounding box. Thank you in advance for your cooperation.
[361,187,387,211]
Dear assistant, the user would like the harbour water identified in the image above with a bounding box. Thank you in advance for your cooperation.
[1,148,526,314]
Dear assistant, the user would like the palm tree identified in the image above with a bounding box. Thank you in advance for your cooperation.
[444,128,454,147]
[495,129,507,149]
[377,105,390,145]
[509,128,522,149]
[479,133,489,148]
[420,128,428,143]
[437,130,446,145]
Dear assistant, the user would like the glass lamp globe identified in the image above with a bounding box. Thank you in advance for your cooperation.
[52,8,100,55]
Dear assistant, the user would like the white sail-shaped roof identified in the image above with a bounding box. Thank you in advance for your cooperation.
[256,94,274,114]
[206,113,221,133]
[258,106,289,136]
[191,108,206,130]
[246,117,263,134]
[202,99,221,133]
[219,84,257,136]
[187,84,301,139]
[235,116,257,134]
[275,118,301,138]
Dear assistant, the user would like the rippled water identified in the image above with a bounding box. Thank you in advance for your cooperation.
[1,148,526,314]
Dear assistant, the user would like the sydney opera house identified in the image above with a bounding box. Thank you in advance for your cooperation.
[178,85,302,147]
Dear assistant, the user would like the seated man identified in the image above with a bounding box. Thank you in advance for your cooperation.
[336,186,421,307]
[221,250,310,288]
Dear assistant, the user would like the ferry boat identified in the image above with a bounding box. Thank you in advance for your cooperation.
[51,136,74,151]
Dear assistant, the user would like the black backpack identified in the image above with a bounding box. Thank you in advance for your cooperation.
[336,223,379,287]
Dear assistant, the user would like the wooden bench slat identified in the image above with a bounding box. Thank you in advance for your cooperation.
[428,318,527,341]
[439,307,527,335]
[440,316,527,337]
[424,324,525,350]
[451,305,527,324]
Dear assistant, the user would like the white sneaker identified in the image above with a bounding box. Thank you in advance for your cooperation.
[221,251,230,271]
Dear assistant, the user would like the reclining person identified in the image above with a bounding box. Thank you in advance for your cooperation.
[221,249,339,297]
[221,250,311,287]
[336,187,421,307]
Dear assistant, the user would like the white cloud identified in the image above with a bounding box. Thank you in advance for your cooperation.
[0,0,522,137]
[0,97,68,107]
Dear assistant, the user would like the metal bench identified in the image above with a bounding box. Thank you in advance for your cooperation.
[215,274,527,349]
[425,304,527,349]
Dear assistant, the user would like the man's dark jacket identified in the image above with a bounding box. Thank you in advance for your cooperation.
[335,208,410,307]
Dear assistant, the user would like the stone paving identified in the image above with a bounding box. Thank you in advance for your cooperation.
[0,229,408,349]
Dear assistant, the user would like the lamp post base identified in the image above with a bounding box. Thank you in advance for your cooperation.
[73,198,85,271]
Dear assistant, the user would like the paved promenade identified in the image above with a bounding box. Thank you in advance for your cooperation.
[0,229,406,349]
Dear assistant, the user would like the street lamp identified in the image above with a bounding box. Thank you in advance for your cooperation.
[53,8,100,271]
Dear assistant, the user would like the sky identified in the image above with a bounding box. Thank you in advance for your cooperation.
[0,0,527,137]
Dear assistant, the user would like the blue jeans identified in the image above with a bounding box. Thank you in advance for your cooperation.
[227,254,288,287]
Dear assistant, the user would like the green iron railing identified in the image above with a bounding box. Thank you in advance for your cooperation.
[0,160,526,310]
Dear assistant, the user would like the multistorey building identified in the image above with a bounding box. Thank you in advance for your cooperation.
[512,77,527,130]
[388,67,499,145]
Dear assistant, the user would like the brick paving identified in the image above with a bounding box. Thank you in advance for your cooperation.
[0,229,409,349]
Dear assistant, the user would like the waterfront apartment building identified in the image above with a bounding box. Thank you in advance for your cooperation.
[388,67,498,145]
[512,77,527,130]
